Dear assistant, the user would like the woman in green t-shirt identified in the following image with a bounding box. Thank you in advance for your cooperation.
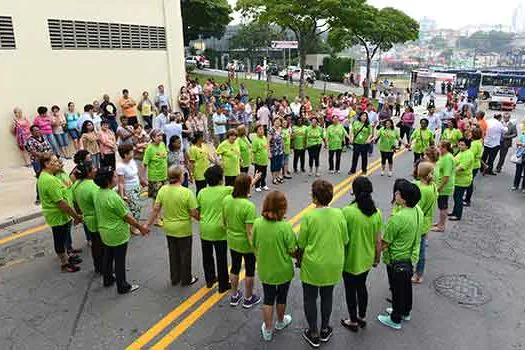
[305,116,323,177]
[236,125,252,174]
[432,141,455,233]
[252,124,269,192]
[349,112,373,175]
[292,117,308,173]
[464,128,484,206]
[38,154,83,273]
[216,129,241,186]
[143,129,168,200]
[94,166,149,294]
[449,138,474,221]
[325,117,349,174]
[253,191,297,341]
[411,118,434,164]
[298,180,349,347]
[375,119,402,177]
[281,118,293,179]
[341,177,382,333]
[189,132,213,195]
[441,119,463,154]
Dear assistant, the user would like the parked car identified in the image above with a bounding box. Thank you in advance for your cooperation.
[278,66,316,82]
[185,55,210,69]
[489,88,516,111]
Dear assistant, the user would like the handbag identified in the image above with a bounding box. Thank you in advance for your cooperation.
[510,147,525,164]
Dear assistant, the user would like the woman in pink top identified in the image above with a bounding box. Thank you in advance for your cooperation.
[399,106,415,145]
[11,107,32,166]
[99,119,117,169]
[34,106,59,155]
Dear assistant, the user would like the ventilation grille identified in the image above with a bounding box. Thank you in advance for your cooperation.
[0,16,16,49]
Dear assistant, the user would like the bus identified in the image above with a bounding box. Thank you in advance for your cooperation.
[454,71,525,101]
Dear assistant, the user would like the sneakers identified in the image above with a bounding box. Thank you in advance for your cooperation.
[119,284,140,294]
[385,307,411,321]
[377,314,402,330]
[263,186,270,191]
[329,170,335,174]
[230,290,243,307]
[388,171,393,177]
[336,170,341,174]
[255,187,262,192]
[275,314,292,330]
[315,172,321,177]
[511,186,517,191]
[320,326,333,342]
[242,294,261,309]
[261,323,272,341]
[380,170,385,176]
[302,329,320,348]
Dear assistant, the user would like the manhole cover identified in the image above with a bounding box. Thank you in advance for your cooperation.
[433,274,491,306]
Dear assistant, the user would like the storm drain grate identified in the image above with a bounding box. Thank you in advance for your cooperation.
[433,274,491,306]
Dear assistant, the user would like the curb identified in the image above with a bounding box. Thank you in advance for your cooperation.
[0,212,42,230]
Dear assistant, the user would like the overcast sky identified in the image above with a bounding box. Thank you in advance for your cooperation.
[227,0,525,29]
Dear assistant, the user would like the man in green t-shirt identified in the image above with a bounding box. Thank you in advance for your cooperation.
[449,138,474,221]
[325,117,349,174]
[292,118,308,173]
[432,141,455,232]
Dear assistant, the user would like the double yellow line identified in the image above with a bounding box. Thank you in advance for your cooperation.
[127,149,407,349]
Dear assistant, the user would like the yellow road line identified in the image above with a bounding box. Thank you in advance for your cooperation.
[0,224,48,246]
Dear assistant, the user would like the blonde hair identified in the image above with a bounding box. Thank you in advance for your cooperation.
[236,124,247,137]
[417,162,434,180]
[168,165,184,182]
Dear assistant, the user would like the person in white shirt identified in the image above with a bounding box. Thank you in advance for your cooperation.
[439,104,455,129]
[77,104,94,131]
[155,84,171,111]
[290,97,302,117]
[482,114,505,175]
[426,107,441,139]
[257,104,271,134]
[212,106,228,143]
[163,113,183,147]
[153,106,169,131]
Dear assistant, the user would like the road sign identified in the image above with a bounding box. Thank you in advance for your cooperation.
[271,41,298,49]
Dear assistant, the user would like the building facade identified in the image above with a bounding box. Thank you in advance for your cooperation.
[0,0,186,167]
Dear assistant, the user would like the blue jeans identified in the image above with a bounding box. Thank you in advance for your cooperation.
[54,133,69,147]
[91,153,101,168]
[45,134,60,155]
[415,235,427,275]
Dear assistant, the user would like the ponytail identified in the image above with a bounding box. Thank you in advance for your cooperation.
[351,176,377,217]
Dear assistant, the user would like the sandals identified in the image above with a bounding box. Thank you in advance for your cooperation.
[182,276,199,286]
[341,319,358,332]
[61,263,80,273]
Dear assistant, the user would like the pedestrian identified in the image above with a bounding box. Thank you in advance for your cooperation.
[298,179,348,347]
[154,105,169,132]
[292,117,307,173]
[254,191,297,341]
[464,128,484,206]
[118,89,138,127]
[237,125,252,174]
[138,91,154,129]
[132,124,150,180]
[95,166,148,294]
[65,102,81,151]
[223,173,262,308]
[252,124,270,192]
[50,105,69,159]
[349,112,373,175]
[72,160,104,273]
[377,179,423,330]
[143,129,168,211]
[306,116,323,177]
[25,125,53,204]
[34,106,60,155]
[11,107,32,166]
[376,119,402,177]
[269,118,285,184]
[281,118,293,179]
[496,113,517,173]
[399,106,414,146]
[197,165,232,293]
[80,120,101,168]
[212,106,228,145]
[441,119,463,154]
[325,116,348,174]
[100,94,119,133]
[117,116,135,146]
[449,138,473,222]
[511,128,525,191]
[412,162,437,284]
[341,176,382,332]
[98,120,117,169]
[216,129,241,186]
[411,118,434,163]
[155,84,171,112]
[482,114,505,175]
[189,132,211,195]
[432,141,455,232]
[167,135,191,188]
[146,165,200,286]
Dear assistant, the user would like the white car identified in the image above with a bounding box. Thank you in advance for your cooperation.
[278,67,316,82]
[185,56,210,69]
[489,88,516,111]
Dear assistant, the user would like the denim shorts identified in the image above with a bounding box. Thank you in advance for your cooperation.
[54,133,69,147]
[282,154,289,166]
[68,129,80,140]
[270,154,284,172]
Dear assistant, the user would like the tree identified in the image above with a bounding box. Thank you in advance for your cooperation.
[457,31,515,53]
[329,6,419,97]
[236,0,365,99]
[230,23,284,58]
[181,0,233,46]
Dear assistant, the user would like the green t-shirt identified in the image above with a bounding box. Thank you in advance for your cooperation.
[292,125,307,150]
[143,142,168,182]
[442,128,462,148]
[298,208,349,286]
[189,144,210,181]
[72,179,99,232]
[470,139,483,170]
[342,204,383,275]
[217,140,241,177]
[251,135,269,166]
[411,128,433,154]
[56,171,74,208]
[306,126,323,148]
[222,195,257,253]
[454,149,474,187]
[38,171,71,227]
[253,218,297,285]
[282,128,291,155]
[413,181,437,235]
[237,136,252,168]
[197,185,233,241]
[95,188,130,247]
[352,121,372,145]
[156,185,197,237]
[325,124,345,151]
[378,128,399,152]
[436,152,455,196]
[382,206,423,265]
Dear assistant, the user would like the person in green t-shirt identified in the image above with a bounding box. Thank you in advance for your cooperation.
[378,179,423,330]
[325,117,349,174]
[465,128,484,206]
[441,119,463,154]
[281,118,293,179]
[222,173,261,308]
[432,141,455,232]
[349,112,374,175]
[143,129,168,200]
[71,160,103,274]
[413,163,437,284]
[236,125,252,174]
[292,117,308,173]
[449,138,474,221]
[189,132,213,195]
[196,165,233,293]
[56,158,82,254]
[252,124,269,192]
[341,177,382,332]
[375,119,402,177]
[306,117,324,177]
[38,154,83,273]
[298,180,349,347]
[94,166,149,294]
[253,191,297,341]
[411,118,434,164]
[147,165,200,287]
[216,129,241,186]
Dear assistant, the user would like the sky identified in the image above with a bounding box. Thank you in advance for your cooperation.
[227,0,525,30]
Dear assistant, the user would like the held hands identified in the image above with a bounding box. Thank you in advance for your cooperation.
[138,224,150,236]
[73,215,84,225]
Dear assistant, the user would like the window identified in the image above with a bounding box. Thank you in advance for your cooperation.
[0,16,16,49]
[48,19,166,50]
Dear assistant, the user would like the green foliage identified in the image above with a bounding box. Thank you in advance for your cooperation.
[230,23,285,54]
[429,36,448,49]
[321,56,355,82]
[181,0,233,45]
[457,31,515,53]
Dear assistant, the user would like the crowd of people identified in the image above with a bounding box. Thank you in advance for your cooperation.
[10,75,525,346]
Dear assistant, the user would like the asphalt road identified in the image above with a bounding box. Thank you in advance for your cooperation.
[1,102,525,350]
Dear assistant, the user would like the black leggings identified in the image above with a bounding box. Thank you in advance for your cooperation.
[464,168,479,203]
[351,143,369,173]
[380,151,393,166]
[51,221,72,256]
[328,149,342,171]
[254,164,267,188]
[103,242,131,294]
[230,250,256,277]
[307,144,322,169]
[84,225,104,273]
[343,270,369,323]
[201,239,229,291]
[302,282,335,332]
[263,282,291,306]
[399,125,412,143]
[293,149,306,172]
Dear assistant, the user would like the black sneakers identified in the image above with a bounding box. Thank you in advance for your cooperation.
[302,329,320,348]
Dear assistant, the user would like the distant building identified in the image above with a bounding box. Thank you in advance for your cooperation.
[512,5,525,33]
[419,17,437,42]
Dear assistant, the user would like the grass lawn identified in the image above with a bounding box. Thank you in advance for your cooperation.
[190,72,340,108]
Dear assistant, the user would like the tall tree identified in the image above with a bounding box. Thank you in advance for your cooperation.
[329,6,419,97]
[236,0,365,99]
[457,31,515,53]
[181,0,233,46]
[230,23,284,58]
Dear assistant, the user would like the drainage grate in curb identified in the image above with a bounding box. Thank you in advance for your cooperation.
[433,274,491,306]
